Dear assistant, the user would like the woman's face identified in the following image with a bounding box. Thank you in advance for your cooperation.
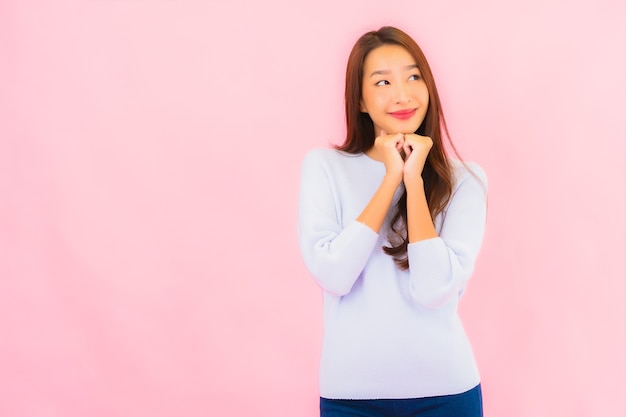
[360,44,429,137]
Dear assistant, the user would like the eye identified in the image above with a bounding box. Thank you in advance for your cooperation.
[375,80,390,86]
[409,74,421,81]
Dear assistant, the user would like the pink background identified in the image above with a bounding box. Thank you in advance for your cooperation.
[1,0,624,416]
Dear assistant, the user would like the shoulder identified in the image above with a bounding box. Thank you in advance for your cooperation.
[301,148,362,170]
[302,147,339,163]
[449,159,488,190]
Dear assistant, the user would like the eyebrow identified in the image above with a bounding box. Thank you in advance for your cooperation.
[369,64,419,78]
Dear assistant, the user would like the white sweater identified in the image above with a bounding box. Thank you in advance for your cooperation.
[297,148,488,400]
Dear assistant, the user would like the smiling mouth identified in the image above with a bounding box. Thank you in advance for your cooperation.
[389,109,417,120]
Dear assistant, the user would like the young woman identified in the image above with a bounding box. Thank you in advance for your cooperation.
[297,26,487,416]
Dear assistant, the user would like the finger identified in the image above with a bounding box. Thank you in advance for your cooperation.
[403,134,418,145]
[380,129,387,138]
[403,139,413,154]
[395,134,405,151]
[404,133,423,141]
[402,145,411,159]
[406,134,433,148]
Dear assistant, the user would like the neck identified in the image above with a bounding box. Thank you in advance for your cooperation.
[365,146,383,161]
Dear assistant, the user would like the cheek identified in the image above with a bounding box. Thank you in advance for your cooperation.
[374,94,392,114]
[360,87,371,112]
[363,89,389,111]
[417,85,430,104]
[423,86,430,105]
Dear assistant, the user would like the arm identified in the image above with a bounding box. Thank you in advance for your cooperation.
[402,133,438,243]
[298,136,404,296]
[406,164,488,309]
[405,178,438,242]
[297,150,379,296]
[357,131,405,233]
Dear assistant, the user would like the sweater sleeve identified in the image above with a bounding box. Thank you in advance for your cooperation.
[297,150,379,296]
[407,162,488,309]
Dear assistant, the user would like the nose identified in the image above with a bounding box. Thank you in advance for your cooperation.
[393,84,411,104]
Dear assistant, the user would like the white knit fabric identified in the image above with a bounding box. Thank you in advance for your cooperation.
[297,148,488,400]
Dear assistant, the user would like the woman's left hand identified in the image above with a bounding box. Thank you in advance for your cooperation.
[402,133,433,186]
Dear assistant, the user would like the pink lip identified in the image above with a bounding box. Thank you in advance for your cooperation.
[389,108,417,120]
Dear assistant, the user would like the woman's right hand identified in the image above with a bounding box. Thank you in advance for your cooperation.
[356,130,406,234]
[374,129,405,185]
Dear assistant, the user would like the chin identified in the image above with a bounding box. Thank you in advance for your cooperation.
[387,121,420,135]
[399,124,421,134]
[405,120,424,134]
[381,121,420,135]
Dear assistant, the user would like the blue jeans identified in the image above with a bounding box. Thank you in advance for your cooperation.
[320,384,483,417]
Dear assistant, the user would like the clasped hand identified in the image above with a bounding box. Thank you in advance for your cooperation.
[375,129,433,186]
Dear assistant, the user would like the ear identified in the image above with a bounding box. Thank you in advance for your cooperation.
[359,99,367,113]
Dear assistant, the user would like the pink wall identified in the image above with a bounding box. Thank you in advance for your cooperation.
[1,0,624,416]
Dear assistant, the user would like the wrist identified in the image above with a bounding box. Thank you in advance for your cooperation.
[404,174,424,190]
[384,171,403,187]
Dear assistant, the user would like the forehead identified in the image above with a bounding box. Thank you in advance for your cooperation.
[363,44,417,72]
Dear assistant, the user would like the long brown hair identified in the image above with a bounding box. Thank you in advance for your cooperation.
[337,26,459,270]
